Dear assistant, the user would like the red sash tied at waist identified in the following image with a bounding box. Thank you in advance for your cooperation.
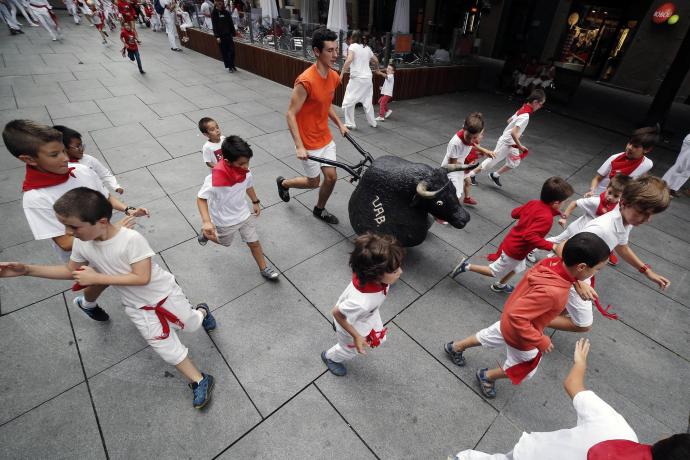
[141,297,184,339]
[346,328,388,349]
[504,351,542,384]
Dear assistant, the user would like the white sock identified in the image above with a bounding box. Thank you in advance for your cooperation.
[82,298,98,308]
[492,172,501,178]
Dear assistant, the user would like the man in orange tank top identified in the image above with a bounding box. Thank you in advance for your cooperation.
[276,27,349,224]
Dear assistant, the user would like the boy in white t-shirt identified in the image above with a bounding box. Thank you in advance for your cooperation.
[586,126,657,197]
[0,187,217,409]
[3,120,148,321]
[374,63,395,122]
[197,135,279,280]
[469,89,546,187]
[198,116,226,168]
[321,233,404,377]
[54,125,124,194]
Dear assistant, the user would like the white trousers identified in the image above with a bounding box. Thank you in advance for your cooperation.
[325,328,387,363]
[453,450,514,460]
[9,0,36,25]
[29,6,59,39]
[342,76,377,128]
[0,3,21,29]
[662,136,690,191]
[150,13,161,30]
[477,142,520,174]
[63,0,80,23]
[163,14,179,48]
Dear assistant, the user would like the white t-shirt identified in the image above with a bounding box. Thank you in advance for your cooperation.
[160,0,174,19]
[341,41,349,59]
[334,280,388,337]
[580,205,632,251]
[197,172,254,226]
[442,132,474,167]
[497,112,530,147]
[70,228,177,308]
[575,196,601,220]
[512,390,637,460]
[595,153,653,194]
[348,43,374,78]
[202,136,225,166]
[380,74,394,97]
[22,163,109,241]
[70,154,121,192]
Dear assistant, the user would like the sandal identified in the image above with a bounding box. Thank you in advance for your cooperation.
[444,342,465,366]
[476,368,496,398]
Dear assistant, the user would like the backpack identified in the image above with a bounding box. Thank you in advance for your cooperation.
[154,0,164,16]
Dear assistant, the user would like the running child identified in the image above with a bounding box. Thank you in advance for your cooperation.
[321,233,404,377]
[54,125,124,195]
[198,116,225,168]
[0,187,217,409]
[120,21,145,74]
[585,126,657,197]
[196,135,279,280]
[450,176,574,293]
[374,63,395,122]
[468,89,546,187]
[444,232,610,398]
[527,173,630,265]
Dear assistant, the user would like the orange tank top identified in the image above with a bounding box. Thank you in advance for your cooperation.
[295,64,340,150]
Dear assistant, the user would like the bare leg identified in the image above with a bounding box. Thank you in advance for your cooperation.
[498,271,516,285]
[463,176,472,199]
[485,366,508,381]
[467,264,495,277]
[548,314,592,333]
[452,333,481,352]
[494,165,513,176]
[84,284,108,303]
[281,175,319,190]
[316,167,337,209]
[247,241,267,270]
[175,357,203,382]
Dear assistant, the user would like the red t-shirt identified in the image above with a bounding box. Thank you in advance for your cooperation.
[120,29,138,51]
[118,0,136,22]
[494,199,560,260]
[294,64,340,150]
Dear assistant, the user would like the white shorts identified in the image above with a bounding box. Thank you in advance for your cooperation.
[488,253,526,279]
[447,171,467,199]
[124,284,204,365]
[564,277,593,327]
[454,450,514,460]
[476,321,540,381]
[216,215,258,246]
[302,140,337,178]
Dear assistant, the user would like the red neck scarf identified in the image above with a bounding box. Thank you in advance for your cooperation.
[609,152,644,179]
[596,192,617,216]
[455,129,475,146]
[22,165,76,192]
[515,103,534,116]
[587,440,652,460]
[211,160,248,187]
[352,274,388,295]
[540,257,576,282]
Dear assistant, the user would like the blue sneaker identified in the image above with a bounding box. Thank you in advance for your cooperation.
[196,303,216,332]
[190,373,214,409]
[73,295,110,321]
[476,368,496,398]
[444,342,465,367]
[490,283,514,294]
[450,257,470,278]
[321,351,347,376]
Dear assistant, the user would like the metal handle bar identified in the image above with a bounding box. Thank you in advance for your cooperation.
[305,133,374,181]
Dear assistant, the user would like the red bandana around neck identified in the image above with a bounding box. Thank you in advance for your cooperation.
[352,273,388,295]
[587,439,652,460]
[22,165,76,192]
[609,152,644,179]
[515,103,534,116]
[455,129,475,146]
[211,160,248,187]
[541,257,576,282]
[596,192,617,216]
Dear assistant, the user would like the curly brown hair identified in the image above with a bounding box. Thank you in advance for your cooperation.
[350,233,404,285]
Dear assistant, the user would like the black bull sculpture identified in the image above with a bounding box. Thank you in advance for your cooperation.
[308,134,478,247]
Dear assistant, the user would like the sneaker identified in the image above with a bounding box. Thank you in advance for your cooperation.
[321,351,347,376]
[344,123,356,130]
[489,172,502,187]
[73,295,110,321]
[490,283,514,294]
[476,368,496,398]
[526,250,537,264]
[384,109,393,119]
[450,257,470,278]
[196,303,216,332]
[608,252,618,266]
[313,207,339,224]
[470,176,478,186]
[190,373,215,409]
[260,267,279,280]
[276,176,290,202]
[463,196,478,206]
[375,116,385,121]
[444,342,465,367]
[435,218,448,225]
[139,70,146,74]
[197,232,208,246]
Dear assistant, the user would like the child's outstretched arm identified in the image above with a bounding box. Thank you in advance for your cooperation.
[559,200,579,228]
[510,126,527,152]
[246,186,261,216]
[615,244,670,289]
[564,338,590,399]
[196,197,219,243]
[332,305,369,355]
[72,258,151,287]
[0,260,82,280]
[586,174,605,197]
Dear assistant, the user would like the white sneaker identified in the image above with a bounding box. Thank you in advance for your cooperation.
[345,123,356,130]
[375,116,384,121]
[384,109,393,119]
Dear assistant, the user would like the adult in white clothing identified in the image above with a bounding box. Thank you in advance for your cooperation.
[340,31,379,129]
[28,0,60,40]
[160,0,182,50]
[662,133,690,196]
[9,0,37,26]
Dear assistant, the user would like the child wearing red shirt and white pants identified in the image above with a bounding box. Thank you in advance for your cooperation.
[445,232,610,399]
[451,177,574,293]
[120,22,144,74]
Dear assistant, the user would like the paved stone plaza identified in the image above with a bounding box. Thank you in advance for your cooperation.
[1,15,689,460]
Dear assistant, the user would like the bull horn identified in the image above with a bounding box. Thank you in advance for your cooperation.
[442,162,480,173]
[416,181,439,199]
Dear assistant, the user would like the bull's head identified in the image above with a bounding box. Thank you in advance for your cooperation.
[414,163,478,228]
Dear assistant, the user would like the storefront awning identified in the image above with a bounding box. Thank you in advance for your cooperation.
[327,0,348,34]
[391,0,410,34]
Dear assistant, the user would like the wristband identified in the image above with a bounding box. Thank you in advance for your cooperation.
[124,206,136,216]
[252,199,260,204]
[638,263,651,273]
